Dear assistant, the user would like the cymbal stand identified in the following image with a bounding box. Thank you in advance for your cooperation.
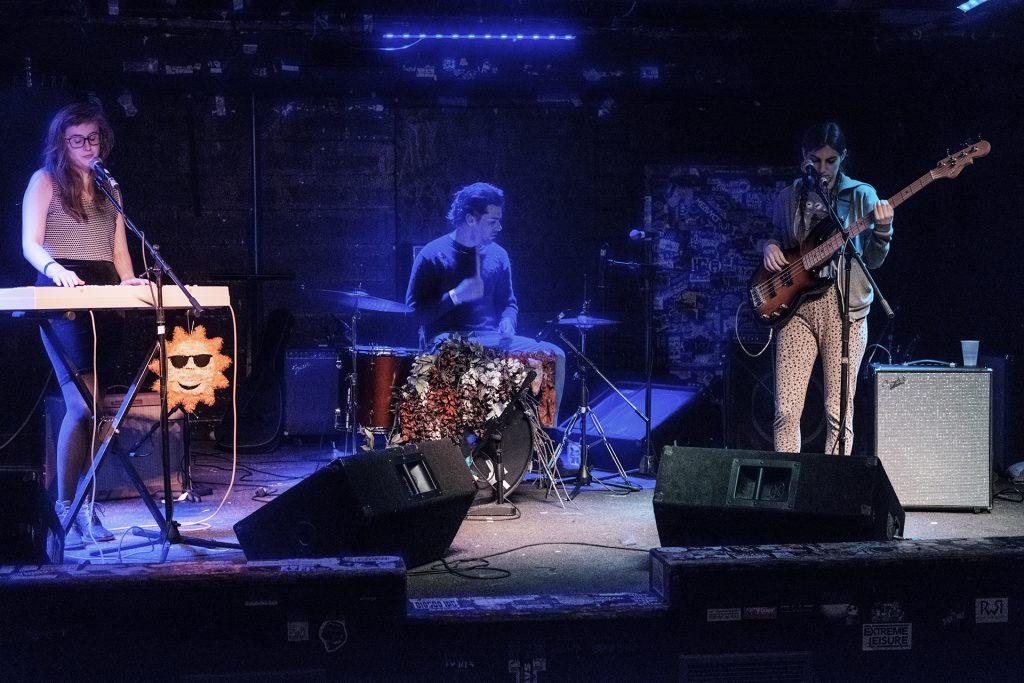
[342,306,362,454]
[547,317,645,500]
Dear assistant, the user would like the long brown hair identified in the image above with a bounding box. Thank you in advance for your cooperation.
[42,102,115,222]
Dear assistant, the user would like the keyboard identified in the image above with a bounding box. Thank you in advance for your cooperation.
[0,285,231,311]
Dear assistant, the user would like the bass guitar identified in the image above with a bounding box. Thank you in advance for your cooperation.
[748,140,990,327]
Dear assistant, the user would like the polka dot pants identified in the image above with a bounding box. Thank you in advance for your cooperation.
[773,286,867,455]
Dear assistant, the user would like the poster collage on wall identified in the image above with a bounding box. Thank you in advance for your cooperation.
[646,163,795,385]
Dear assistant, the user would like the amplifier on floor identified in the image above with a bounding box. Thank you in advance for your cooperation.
[873,364,992,510]
[284,347,341,436]
[653,446,904,546]
[45,392,184,501]
[233,439,476,568]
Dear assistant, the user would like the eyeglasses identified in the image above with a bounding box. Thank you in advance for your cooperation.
[169,354,212,369]
[65,132,101,149]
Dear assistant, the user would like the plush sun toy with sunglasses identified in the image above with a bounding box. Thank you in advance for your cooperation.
[148,325,231,413]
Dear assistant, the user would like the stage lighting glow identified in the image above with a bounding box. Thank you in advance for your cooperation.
[383,32,575,42]
[957,0,992,11]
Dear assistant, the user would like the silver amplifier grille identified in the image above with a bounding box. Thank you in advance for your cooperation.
[873,366,991,509]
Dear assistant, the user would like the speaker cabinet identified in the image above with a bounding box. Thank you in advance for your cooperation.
[724,341,826,452]
[0,466,60,564]
[233,440,475,567]
[653,446,904,546]
[284,348,341,436]
[873,365,992,510]
[45,392,184,501]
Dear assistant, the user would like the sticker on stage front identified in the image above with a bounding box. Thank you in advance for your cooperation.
[975,597,1009,623]
[706,607,742,622]
[862,623,912,651]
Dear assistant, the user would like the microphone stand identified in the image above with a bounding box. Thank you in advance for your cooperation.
[809,173,894,457]
[601,247,660,475]
[67,175,241,559]
[639,236,656,475]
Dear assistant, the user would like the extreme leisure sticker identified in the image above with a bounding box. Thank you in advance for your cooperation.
[862,623,912,651]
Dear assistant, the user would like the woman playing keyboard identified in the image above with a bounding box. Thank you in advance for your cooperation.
[21,101,147,550]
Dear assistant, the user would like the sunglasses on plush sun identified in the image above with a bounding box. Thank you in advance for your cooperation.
[169,354,212,369]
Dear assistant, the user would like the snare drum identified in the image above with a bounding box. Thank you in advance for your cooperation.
[352,345,417,431]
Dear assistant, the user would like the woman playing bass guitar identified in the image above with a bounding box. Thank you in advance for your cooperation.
[762,122,893,455]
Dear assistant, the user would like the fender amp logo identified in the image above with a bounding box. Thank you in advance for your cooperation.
[884,376,906,391]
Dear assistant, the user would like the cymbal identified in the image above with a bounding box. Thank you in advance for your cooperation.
[308,288,412,314]
[558,315,620,329]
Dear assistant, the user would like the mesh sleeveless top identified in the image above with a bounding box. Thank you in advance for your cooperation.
[43,184,121,262]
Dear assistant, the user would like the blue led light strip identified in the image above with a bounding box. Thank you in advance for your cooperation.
[957,0,992,12]
[383,33,575,41]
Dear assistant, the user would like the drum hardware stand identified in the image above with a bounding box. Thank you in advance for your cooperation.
[61,174,241,561]
[547,305,645,500]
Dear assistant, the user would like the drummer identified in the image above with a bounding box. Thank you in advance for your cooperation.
[405,182,565,418]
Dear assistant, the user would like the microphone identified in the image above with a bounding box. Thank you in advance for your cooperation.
[629,228,663,240]
[88,157,118,188]
[487,370,538,433]
[535,309,567,342]
[801,159,822,186]
[598,243,608,291]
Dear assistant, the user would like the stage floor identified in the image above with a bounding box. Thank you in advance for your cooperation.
[63,443,1024,600]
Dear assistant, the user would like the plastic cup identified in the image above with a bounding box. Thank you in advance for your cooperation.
[961,340,979,367]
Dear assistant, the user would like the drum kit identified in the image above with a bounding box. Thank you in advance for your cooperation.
[308,287,416,452]
[309,285,640,503]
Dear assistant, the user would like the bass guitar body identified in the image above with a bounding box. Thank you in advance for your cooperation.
[748,218,837,327]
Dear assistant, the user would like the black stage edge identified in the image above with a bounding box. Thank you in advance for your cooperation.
[3,537,1024,678]
[0,556,407,678]
[651,536,1024,679]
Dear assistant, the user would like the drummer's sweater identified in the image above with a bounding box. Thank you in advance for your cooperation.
[405,232,519,341]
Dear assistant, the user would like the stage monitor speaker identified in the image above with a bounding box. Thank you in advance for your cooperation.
[45,392,184,501]
[653,446,904,546]
[723,341,826,452]
[555,381,709,470]
[0,466,60,564]
[873,365,992,510]
[284,348,340,436]
[233,440,475,568]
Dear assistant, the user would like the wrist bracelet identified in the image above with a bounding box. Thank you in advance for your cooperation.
[42,260,57,277]
[448,289,460,305]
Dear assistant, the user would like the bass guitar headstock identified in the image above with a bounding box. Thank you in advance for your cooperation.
[931,139,991,180]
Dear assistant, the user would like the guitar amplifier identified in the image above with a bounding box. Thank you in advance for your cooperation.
[284,348,342,436]
[873,365,992,510]
[45,392,185,501]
